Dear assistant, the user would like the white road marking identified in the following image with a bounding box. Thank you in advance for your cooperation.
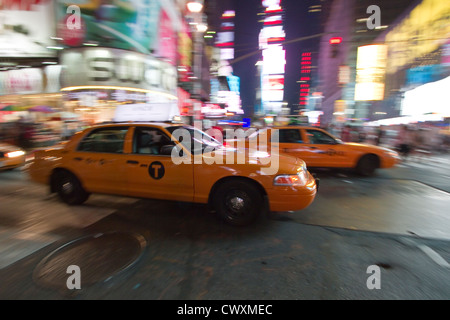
[402,237,450,269]
[417,244,450,269]
[0,228,60,269]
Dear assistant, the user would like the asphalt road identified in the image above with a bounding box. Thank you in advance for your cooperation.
[0,153,449,301]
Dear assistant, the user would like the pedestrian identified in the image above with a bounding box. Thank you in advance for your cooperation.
[341,125,351,142]
[396,125,413,161]
[375,126,384,146]
[413,128,432,161]
[22,123,34,150]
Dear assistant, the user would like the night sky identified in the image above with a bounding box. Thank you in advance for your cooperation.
[225,0,323,117]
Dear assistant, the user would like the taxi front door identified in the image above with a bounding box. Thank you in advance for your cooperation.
[125,127,194,202]
[303,128,347,167]
[275,128,322,167]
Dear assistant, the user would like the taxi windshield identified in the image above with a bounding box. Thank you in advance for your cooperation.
[166,126,223,155]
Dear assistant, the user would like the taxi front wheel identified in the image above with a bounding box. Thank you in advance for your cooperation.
[54,171,90,205]
[213,180,263,227]
[356,154,379,176]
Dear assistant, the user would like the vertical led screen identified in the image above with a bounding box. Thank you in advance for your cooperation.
[156,8,177,66]
[354,44,387,101]
[177,21,192,82]
[259,0,286,114]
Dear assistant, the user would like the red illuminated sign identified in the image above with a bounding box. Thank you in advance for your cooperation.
[267,37,286,43]
[329,37,342,45]
[299,52,313,106]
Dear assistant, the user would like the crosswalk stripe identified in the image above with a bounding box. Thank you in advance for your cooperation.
[0,228,60,269]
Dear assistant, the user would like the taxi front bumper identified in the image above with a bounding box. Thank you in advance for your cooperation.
[268,172,318,212]
[380,154,402,168]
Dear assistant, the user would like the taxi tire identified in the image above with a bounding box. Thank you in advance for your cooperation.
[356,154,378,176]
[213,179,263,227]
[54,171,90,205]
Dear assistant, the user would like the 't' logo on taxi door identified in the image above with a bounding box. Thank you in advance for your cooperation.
[149,161,165,180]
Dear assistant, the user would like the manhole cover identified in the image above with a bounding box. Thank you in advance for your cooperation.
[33,232,147,290]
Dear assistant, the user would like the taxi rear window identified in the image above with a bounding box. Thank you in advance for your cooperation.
[306,129,336,144]
[278,129,303,143]
[77,127,129,153]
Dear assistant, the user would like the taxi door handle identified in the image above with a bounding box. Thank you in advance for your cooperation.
[127,160,139,164]
[73,157,83,161]
[309,146,317,149]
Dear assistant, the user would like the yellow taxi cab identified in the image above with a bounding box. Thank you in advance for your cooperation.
[28,122,318,226]
[240,126,401,176]
[0,143,26,171]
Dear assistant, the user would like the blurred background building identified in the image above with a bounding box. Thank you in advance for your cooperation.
[316,0,450,128]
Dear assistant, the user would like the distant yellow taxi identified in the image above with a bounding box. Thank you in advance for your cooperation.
[242,126,401,176]
[28,122,318,226]
[0,143,26,171]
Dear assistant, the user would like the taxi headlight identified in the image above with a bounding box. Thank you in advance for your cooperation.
[274,172,307,186]
[5,151,25,158]
[386,150,400,158]
[382,148,400,158]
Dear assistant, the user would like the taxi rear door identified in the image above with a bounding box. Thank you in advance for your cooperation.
[68,126,130,195]
[125,126,194,202]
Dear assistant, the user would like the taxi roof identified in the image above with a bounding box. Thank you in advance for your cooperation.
[262,125,326,131]
[89,121,187,129]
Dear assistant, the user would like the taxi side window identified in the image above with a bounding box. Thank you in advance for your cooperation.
[77,127,128,153]
[133,128,173,156]
[306,129,336,145]
[278,129,303,143]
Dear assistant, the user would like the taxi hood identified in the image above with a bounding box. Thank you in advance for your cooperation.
[203,145,305,175]
[342,142,393,153]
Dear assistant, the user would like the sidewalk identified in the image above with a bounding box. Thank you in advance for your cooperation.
[406,152,450,166]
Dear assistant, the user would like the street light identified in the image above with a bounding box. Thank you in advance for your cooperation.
[187,0,203,13]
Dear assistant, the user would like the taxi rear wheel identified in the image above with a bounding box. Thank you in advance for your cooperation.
[213,180,263,226]
[356,154,378,176]
[54,171,90,205]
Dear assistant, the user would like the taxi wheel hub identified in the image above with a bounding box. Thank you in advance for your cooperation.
[226,193,248,214]
[54,171,90,205]
[61,181,74,195]
[213,179,263,226]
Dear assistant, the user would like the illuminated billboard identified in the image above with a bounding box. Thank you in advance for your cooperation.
[385,0,450,74]
[258,0,286,114]
[354,44,387,101]
[261,46,286,74]
[177,21,192,82]
[401,75,450,117]
[55,0,162,55]
[0,0,56,57]
[216,32,234,47]
[262,0,281,8]
[262,75,284,102]
[60,47,178,96]
[156,8,177,66]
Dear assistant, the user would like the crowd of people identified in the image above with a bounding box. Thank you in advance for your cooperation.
[0,118,85,150]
